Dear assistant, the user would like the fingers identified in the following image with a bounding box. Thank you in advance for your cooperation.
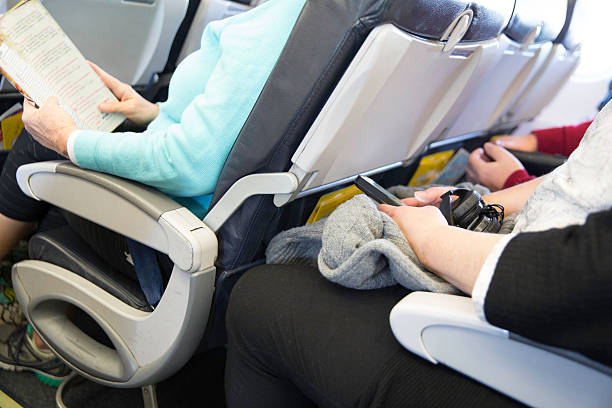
[379,203,397,217]
[401,197,424,206]
[492,133,537,151]
[416,186,451,204]
[88,61,126,95]
[482,142,510,161]
[490,134,512,146]
[468,147,486,169]
[98,100,126,113]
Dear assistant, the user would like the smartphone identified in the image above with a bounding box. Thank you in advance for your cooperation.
[354,175,405,206]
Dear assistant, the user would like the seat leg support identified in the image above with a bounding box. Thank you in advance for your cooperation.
[142,384,158,408]
[55,372,84,408]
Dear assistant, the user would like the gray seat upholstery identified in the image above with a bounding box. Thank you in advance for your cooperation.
[29,226,152,312]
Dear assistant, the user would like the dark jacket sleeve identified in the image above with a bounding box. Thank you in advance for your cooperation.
[484,209,612,366]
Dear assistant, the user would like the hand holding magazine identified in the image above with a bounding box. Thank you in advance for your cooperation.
[0,0,125,132]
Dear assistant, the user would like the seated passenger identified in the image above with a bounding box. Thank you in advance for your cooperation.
[224,106,612,406]
[467,120,591,191]
[0,0,306,384]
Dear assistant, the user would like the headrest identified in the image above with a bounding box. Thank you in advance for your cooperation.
[390,0,514,43]
[555,0,581,51]
[505,0,567,44]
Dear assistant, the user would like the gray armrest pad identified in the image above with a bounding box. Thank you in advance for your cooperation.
[17,161,217,272]
[56,162,183,219]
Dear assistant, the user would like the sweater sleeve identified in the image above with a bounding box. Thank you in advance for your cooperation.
[483,209,612,366]
[533,120,593,157]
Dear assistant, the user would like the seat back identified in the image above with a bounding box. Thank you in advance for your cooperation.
[209,0,514,271]
[42,0,189,86]
[502,0,581,127]
[444,0,567,139]
[176,0,252,65]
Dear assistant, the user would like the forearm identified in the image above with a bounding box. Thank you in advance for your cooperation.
[411,226,505,295]
[482,176,543,215]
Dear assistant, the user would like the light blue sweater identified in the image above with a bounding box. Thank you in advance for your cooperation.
[71,0,306,218]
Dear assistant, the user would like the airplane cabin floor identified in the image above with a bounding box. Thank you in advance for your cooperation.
[0,347,227,407]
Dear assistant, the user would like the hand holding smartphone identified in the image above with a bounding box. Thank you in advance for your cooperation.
[354,175,405,207]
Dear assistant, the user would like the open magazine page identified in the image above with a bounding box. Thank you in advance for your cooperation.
[0,41,52,104]
[0,0,124,131]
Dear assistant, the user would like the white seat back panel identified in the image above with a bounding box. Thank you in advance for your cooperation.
[290,24,501,193]
[446,37,552,139]
[505,44,581,126]
[42,0,188,86]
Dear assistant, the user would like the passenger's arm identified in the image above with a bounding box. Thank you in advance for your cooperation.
[481,176,542,215]
[402,176,543,216]
[532,120,592,157]
[379,204,505,295]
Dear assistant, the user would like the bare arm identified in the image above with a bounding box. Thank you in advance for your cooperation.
[378,204,505,295]
[482,176,542,215]
[403,176,543,216]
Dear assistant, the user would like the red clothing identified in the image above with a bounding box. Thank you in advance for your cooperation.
[502,120,592,189]
[502,169,536,189]
[533,120,593,157]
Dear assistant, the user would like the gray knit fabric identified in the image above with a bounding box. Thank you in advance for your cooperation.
[266,183,517,293]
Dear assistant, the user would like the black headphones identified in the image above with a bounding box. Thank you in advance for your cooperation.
[439,189,504,233]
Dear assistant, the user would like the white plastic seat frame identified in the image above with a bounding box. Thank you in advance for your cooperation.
[13,161,219,387]
[445,30,554,139]
[502,41,581,128]
[390,292,612,408]
[275,17,509,205]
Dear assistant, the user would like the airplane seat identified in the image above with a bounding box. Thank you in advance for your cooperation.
[11,0,513,404]
[444,0,568,140]
[389,292,612,407]
[205,0,514,346]
[501,0,581,129]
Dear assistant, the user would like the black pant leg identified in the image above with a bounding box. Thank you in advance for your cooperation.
[225,264,523,408]
[0,129,64,222]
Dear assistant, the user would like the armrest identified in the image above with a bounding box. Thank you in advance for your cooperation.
[390,291,612,408]
[507,148,567,176]
[389,291,508,363]
[17,161,217,272]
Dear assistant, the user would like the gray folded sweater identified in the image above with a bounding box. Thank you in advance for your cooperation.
[266,184,516,294]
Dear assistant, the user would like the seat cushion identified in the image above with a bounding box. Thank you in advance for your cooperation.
[28,226,152,312]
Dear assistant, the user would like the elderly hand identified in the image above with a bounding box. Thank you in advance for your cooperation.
[466,142,525,191]
[89,62,159,126]
[22,97,77,157]
[490,133,538,151]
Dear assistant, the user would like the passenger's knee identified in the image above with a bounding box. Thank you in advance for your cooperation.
[226,265,277,341]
